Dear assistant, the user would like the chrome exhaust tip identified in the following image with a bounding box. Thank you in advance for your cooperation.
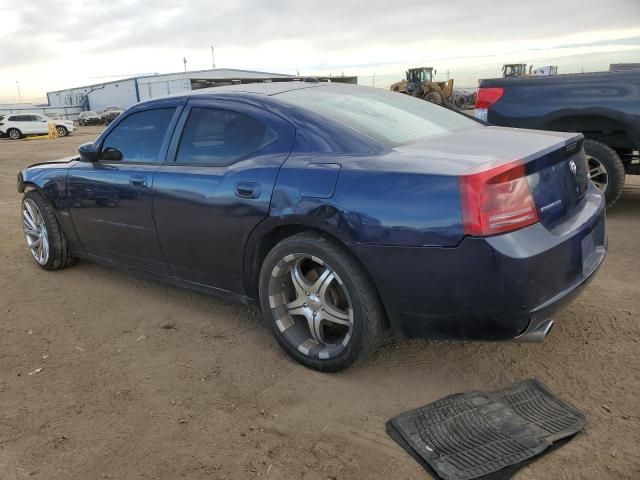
[515,319,554,343]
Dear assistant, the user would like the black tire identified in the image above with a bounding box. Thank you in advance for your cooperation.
[22,190,75,270]
[259,232,386,372]
[424,91,443,105]
[56,125,69,137]
[584,139,625,207]
[7,128,22,140]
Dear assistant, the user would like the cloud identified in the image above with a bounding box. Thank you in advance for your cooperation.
[4,0,640,55]
[1,0,639,99]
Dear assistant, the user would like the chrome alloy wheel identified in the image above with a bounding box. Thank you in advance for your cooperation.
[22,198,49,265]
[586,155,608,193]
[267,254,353,359]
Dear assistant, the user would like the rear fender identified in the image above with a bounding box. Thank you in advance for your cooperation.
[541,107,640,150]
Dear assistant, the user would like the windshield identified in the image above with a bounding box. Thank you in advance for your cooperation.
[278,85,479,146]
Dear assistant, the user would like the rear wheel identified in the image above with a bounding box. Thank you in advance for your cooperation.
[22,190,75,270]
[584,139,625,207]
[7,128,22,140]
[259,232,386,372]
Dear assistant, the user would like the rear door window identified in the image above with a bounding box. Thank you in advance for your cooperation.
[175,107,278,166]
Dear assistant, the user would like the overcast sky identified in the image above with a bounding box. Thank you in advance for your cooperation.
[1,0,639,102]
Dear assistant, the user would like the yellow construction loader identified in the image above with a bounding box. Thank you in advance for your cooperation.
[390,67,454,105]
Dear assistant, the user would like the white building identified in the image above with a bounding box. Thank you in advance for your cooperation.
[46,68,357,113]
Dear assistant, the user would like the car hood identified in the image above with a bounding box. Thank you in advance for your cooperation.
[25,156,79,171]
[370,125,580,176]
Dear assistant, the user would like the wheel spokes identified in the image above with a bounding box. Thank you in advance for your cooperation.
[313,268,334,296]
[24,224,38,237]
[22,199,49,265]
[272,254,353,357]
[23,203,37,229]
[290,260,313,297]
[587,156,608,193]
[306,316,321,344]
[41,232,49,262]
[320,304,350,326]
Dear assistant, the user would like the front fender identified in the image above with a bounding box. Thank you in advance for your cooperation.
[18,159,82,250]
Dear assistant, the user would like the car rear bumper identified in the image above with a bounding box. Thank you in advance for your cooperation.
[351,184,606,341]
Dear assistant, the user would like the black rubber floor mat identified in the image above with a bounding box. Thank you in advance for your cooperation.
[387,379,586,480]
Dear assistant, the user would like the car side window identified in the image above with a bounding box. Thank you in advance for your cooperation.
[175,107,278,166]
[101,108,175,163]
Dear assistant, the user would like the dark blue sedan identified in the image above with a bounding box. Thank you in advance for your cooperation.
[17,82,606,371]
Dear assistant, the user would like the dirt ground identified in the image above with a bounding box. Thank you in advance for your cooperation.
[0,127,638,480]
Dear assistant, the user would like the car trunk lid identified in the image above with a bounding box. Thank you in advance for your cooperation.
[392,125,589,232]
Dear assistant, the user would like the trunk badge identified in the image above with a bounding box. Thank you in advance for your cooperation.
[569,160,577,175]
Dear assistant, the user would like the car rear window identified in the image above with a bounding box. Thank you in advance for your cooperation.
[278,85,480,146]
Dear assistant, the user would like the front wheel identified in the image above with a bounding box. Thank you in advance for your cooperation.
[423,91,443,105]
[259,232,386,372]
[584,139,625,207]
[56,126,69,137]
[22,190,75,270]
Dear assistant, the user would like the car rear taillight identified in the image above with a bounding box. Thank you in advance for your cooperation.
[459,160,539,236]
[475,87,504,109]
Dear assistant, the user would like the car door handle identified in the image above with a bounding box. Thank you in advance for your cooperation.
[129,175,147,188]
[234,182,261,199]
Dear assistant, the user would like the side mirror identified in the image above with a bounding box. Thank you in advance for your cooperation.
[101,147,123,162]
[78,142,100,162]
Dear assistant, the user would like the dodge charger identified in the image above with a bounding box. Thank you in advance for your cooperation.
[17,82,606,371]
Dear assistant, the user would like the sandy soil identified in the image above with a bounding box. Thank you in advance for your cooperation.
[0,127,639,479]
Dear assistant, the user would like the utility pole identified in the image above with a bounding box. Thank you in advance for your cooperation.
[372,72,376,88]
[16,81,22,102]
[210,46,216,69]
[183,57,187,73]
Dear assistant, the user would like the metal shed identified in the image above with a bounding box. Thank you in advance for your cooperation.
[46,69,358,113]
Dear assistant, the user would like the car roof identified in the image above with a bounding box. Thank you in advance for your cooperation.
[189,81,326,97]
[135,81,363,112]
